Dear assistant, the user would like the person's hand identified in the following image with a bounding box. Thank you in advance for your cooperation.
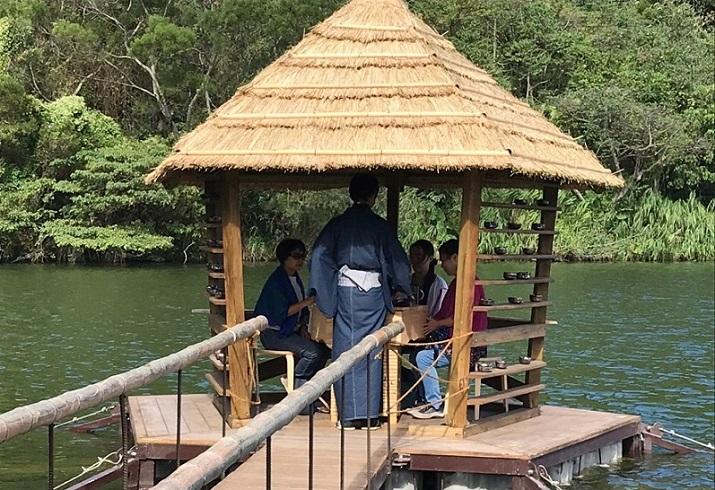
[423,318,441,336]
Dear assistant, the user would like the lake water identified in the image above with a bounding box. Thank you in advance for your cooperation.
[0,262,713,489]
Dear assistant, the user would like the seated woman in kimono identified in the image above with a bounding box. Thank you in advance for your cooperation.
[254,238,330,412]
[407,239,488,419]
[401,239,450,408]
[409,239,449,317]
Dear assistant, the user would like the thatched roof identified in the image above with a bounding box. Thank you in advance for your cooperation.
[146,0,623,188]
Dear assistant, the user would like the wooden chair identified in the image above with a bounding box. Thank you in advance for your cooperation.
[255,339,296,392]
[256,341,333,415]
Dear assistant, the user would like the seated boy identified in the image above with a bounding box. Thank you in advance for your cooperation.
[408,239,487,419]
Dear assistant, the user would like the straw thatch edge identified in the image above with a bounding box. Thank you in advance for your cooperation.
[145,154,624,188]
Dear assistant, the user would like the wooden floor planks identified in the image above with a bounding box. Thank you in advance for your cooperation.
[216,416,394,489]
[394,406,640,460]
[129,394,229,447]
[127,395,641,488]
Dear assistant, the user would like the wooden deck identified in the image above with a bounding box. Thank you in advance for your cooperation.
[216,417,393,489]
[128,395,640,488]
[129,394,229,460]
[396,406,640,472]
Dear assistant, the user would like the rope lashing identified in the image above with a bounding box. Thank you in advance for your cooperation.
[54,404,117,429]
[387,330,485,412]
[535,464,565,490]
[53,447,126,490]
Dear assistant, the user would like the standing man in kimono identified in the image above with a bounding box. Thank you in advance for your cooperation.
[310,174,411,430]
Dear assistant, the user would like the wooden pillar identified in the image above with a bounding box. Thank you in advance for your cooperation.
[446,171,481,430]
[525,185,559,408]
[386,175,401,235]
[385,174,401,425]
[221,177,253,423]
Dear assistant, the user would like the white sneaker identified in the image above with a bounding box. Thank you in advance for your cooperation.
[410,405,445,419]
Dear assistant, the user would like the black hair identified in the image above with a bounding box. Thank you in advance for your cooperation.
[438,239,459,257]
[411,240,438,305]
[348,173,379,202]
[275,238,306,264]
[409,239,435,257]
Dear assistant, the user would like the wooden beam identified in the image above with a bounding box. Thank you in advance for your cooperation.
[409,453,531,475]
[222,177,253,422]
[472,323,548,346]
[446,171,481,430]
[462,407,541,437]
[532,421,640,467]
[526,186,559,408]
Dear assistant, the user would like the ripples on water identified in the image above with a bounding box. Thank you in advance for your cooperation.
[0,262,712,489]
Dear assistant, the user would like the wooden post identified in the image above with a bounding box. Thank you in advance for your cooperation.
[222,177,253,423]
[446,171,481,431]
[525,186,559,408]
[385,173,401,425]
[386,174,401,235]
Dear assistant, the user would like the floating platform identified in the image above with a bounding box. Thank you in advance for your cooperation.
[127,395,641,489]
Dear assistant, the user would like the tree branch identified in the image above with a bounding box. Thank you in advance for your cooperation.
[102,59,156,98]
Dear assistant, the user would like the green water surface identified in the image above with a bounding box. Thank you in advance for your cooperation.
[0,262,713,489]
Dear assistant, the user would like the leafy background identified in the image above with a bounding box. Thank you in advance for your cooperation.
[0,0,712,263]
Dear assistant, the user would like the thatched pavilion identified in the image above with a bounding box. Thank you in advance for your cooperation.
[147,0,622,437]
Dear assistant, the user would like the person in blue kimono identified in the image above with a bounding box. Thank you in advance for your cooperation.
[310,174,411,430]
[254,238,330,412]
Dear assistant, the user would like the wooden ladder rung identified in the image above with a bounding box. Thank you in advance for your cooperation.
[468,383,545,406]
[208,296,227,306]
[209,353,228,371]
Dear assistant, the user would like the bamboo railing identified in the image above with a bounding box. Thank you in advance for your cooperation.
[153,321,405,490]
[0,316,268,444]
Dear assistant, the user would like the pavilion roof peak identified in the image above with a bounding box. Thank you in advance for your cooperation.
[146,0,623,189]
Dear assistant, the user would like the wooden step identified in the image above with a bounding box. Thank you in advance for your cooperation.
[209,353,229,371]
[480,228,556,235]
[481,201,559,212]
[473,301,551,312]
[469,360,546,380]
[477,254,556,261]
[200,246,224,253]
[475,277,552,286]
[205,371,232,397]
[208,296,226,306]
[468,383,545,406]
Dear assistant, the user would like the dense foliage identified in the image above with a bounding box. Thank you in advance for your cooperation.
[0,0,712,262]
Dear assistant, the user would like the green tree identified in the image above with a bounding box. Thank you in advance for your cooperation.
[0,74,40,170]
[39,138,204,263]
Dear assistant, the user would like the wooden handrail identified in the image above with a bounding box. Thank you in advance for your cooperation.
[0,316,268,444]
[153,321,405,490]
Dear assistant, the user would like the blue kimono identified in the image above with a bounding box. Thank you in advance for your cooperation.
[254,266,308,337]
[254,266,329,388]
[310,204,411,422]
